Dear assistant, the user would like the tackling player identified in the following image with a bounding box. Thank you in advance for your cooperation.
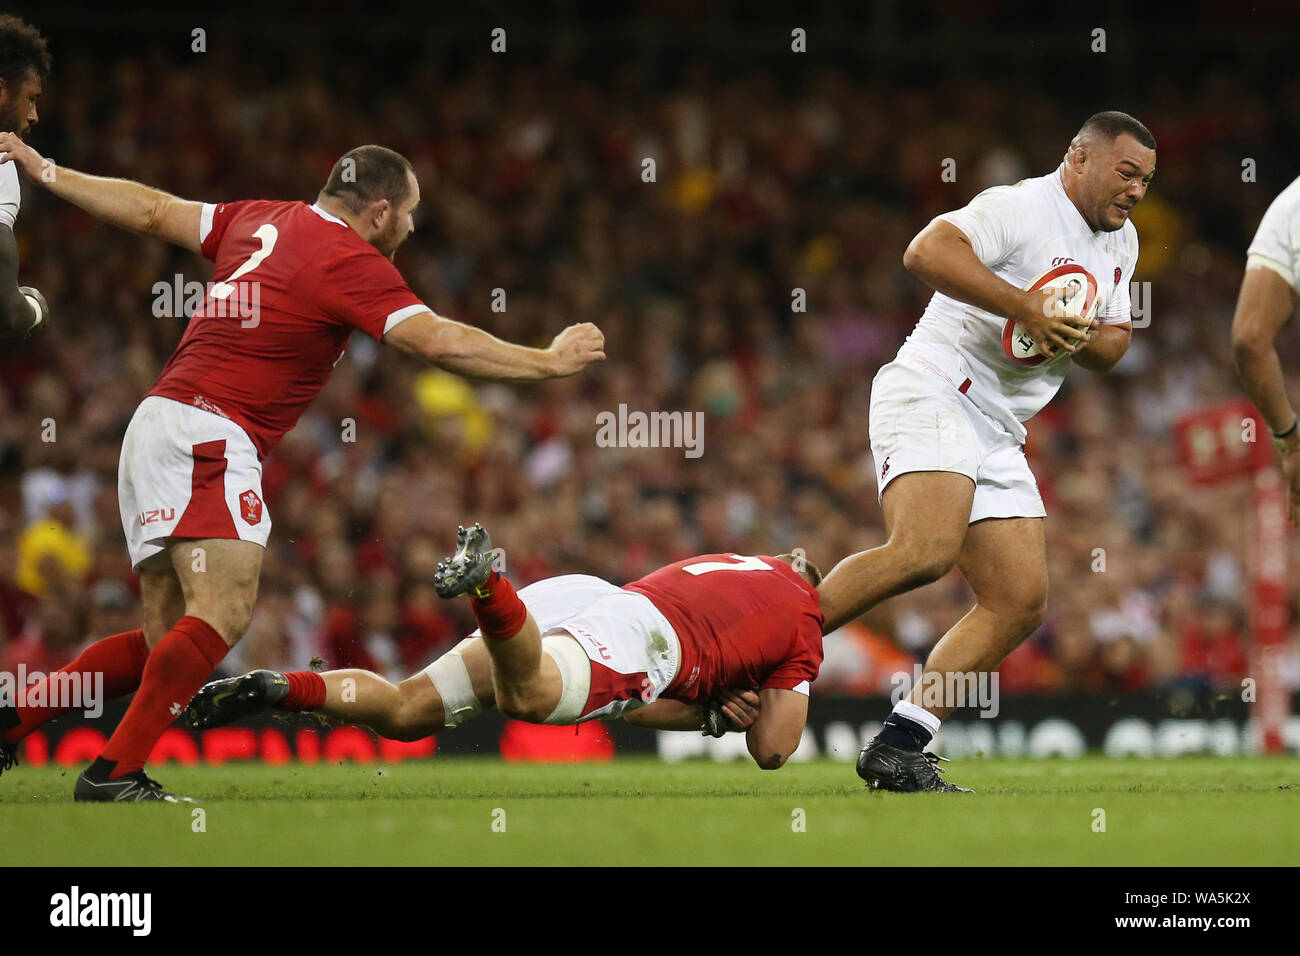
[186,524,825,771]
[1231,175,1300,522]
[0,140,606,801]
[0,15,51,336]
[815,111,1155,791]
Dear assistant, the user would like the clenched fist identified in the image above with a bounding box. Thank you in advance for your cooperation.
[546,322,606,377]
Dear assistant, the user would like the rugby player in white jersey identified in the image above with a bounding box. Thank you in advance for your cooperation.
[0,15,51,337]
[815,111,1156,791]
[1231,175,1300,522]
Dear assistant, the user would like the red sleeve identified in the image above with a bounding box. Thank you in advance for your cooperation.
[320,248,428,340]
[199,200,253,261]
[760,616,824,692]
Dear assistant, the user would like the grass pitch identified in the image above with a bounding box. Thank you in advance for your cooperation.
[3,756,1297,866]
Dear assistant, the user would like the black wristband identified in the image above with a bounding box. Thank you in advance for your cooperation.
[1271,417,1299,441]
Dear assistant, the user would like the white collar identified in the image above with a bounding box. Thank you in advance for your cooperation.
[309,202,349,228]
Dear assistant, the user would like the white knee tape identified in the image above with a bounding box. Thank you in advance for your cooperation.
[426,648,484,728]
[540,632,591,725]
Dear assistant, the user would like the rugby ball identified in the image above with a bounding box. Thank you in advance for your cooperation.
[1001,264,1099,366]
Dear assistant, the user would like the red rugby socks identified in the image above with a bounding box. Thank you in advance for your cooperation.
[99,616,228,779]
[3,629,150,745]
[279,671,327,710]
[469,571,528,640]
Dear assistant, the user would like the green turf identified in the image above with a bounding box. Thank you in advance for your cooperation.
[3,756,1298,865]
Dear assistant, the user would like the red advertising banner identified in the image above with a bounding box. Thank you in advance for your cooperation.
[1174,399,1273,485]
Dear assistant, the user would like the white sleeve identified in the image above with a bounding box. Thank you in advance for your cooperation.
[0,162,21,229]
[935,184,1029,267]
[1246,182,1300,293]
[198,202,217,245]
[1100,223,1139,325]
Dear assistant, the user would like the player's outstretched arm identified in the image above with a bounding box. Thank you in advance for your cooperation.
[905,219,1091,357]
[0,224,47,336]
[385,309,605,381]
[623,699,707,731]
[745,688,808,770]
[0,133,204,254]
[623,690,761,733]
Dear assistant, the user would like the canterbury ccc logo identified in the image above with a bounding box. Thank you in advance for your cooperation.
[240,490,263,525]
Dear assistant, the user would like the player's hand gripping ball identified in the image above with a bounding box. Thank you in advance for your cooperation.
[1003,264,1099,365]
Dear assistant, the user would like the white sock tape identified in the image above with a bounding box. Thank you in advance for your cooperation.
[540,632,591,725]
[426,649,483,728]
[893,698,942,736]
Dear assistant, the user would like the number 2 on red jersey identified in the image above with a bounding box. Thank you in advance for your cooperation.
[210,223,278,299]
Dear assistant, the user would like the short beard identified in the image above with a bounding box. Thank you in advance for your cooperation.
[377,227,404,259]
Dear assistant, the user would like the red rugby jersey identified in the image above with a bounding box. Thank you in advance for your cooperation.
[148,200,428,458]
[624,554,824,703]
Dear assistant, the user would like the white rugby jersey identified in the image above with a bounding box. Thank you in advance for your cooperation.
[1246,175,1300,293]
[0,160,19,229]
[895,166,1138,441]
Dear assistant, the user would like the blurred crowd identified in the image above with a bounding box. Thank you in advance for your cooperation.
[3,28,1300,701]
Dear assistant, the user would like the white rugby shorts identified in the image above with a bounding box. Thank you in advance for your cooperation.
[544,588,682,723]
[119,396,271,570]
[869,360,1046,522]
[420,574,682,724]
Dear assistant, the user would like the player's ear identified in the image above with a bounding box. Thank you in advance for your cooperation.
[1064,137,1086,171]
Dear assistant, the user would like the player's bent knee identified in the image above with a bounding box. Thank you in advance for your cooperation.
[142,619,171,649]
[380,714,435,742]
[194,609,250,645]
[989,585,1048,636]
[883,526,962,586]
[890,543,959,588]
[385,684,445,740]
[986,597,1047,654]
[497,690,550,724]
[1015,600,1048,637]
[498,699,539,723]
